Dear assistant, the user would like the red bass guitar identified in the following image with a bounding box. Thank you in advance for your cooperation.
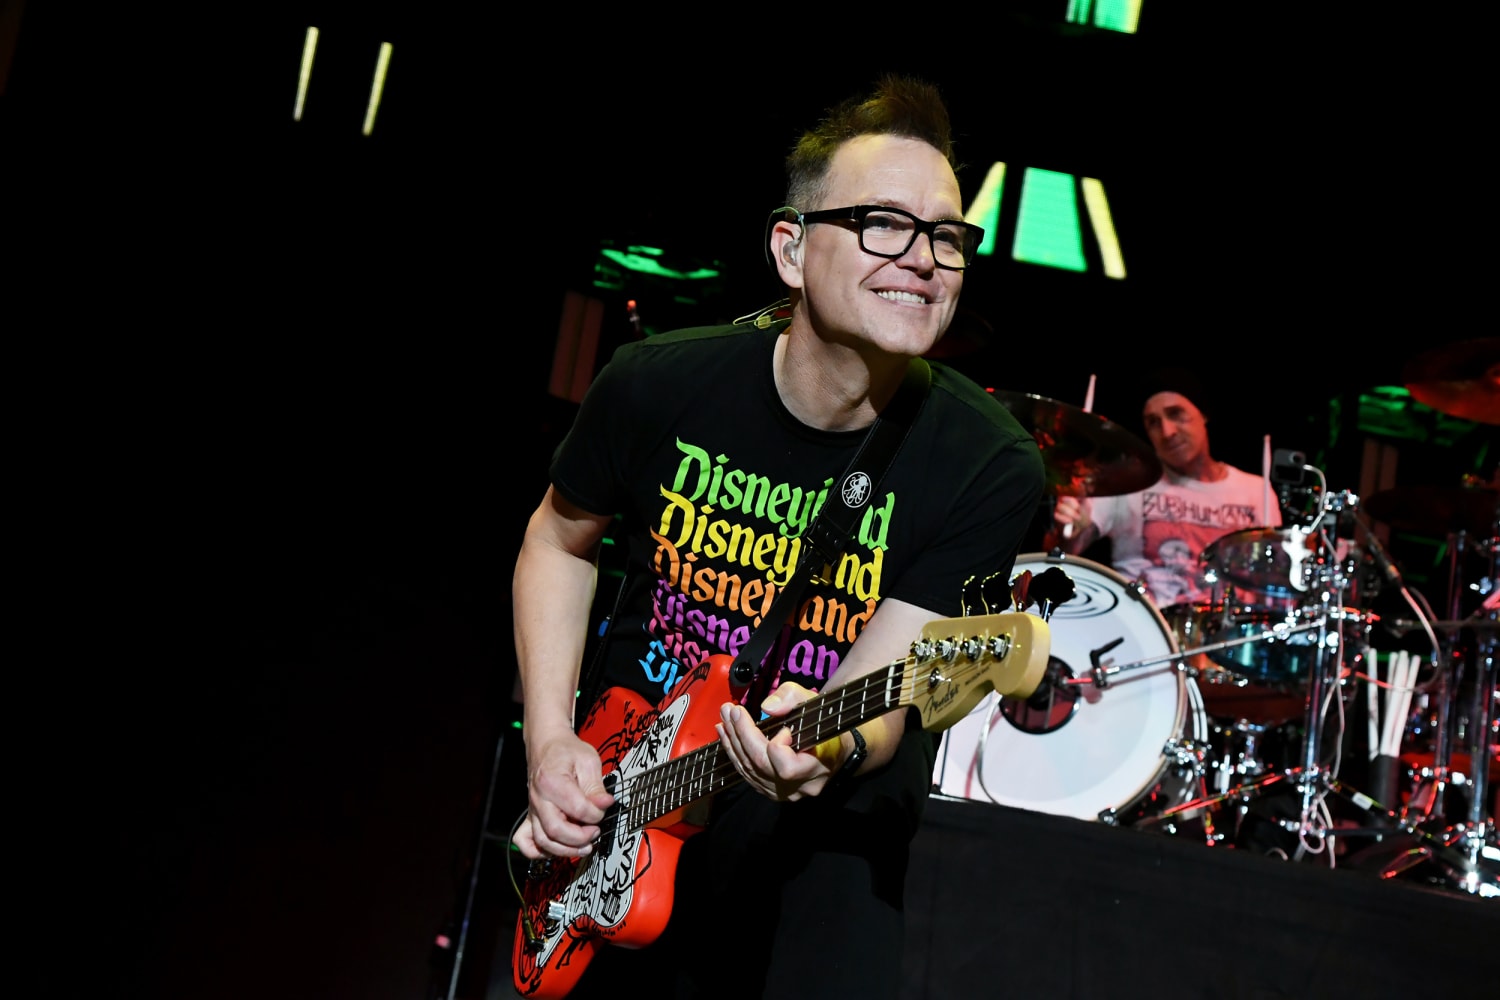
[511,611,1050,999]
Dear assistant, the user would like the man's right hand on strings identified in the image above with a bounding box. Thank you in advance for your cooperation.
[513,728,615,860]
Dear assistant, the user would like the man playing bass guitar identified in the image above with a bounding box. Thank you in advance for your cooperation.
[510,74,1046,1000]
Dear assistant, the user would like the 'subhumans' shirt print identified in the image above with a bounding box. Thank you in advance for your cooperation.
[1085,466,1280,607]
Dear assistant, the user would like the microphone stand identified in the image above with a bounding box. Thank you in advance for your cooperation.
[1282,491,1398,855]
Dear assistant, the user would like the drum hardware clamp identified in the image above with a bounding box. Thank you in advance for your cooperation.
[1060,621,1325,690]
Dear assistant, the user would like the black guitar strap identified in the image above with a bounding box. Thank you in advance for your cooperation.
[732,356,932,706]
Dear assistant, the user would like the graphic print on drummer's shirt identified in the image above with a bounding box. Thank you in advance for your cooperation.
[636,436,893,702]
[1139,487,1260,606]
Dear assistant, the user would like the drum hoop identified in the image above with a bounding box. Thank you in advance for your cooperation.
[1005,552,1198,812]
[1014,551,1184,657]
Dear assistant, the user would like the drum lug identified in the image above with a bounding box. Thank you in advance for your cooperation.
[1164,736,1209,774]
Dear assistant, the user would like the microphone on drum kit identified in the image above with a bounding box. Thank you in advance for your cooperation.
[1356,518,1405,587]
[1085,636,1125,690]
[1280,525,1313,593]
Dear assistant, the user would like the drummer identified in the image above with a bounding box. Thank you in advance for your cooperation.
[1049,367,1281,607]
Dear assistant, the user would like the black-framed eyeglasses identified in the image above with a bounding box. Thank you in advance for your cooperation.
[794,205,984,270]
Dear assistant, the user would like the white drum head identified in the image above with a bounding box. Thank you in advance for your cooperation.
[935,553,1190,821]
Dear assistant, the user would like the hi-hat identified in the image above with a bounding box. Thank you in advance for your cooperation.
[991,391,1162,497]
[1403,337,1500,425]
[1363,485,1499,538]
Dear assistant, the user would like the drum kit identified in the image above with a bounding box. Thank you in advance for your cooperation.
[934,345,1499,897]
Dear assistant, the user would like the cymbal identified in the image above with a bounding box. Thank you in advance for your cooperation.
[991,391,1162,497]
[1363,485,1499,537]
[1403,337,1500,425]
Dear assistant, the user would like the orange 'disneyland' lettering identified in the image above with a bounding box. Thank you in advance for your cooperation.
[796,592,878,645]
[651,527,781,629]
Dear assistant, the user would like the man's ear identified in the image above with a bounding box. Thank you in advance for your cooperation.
[770,221,805,287]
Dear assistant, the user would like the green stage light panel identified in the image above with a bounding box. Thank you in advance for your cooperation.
[1068,0,1143,33]
[596,246,722,282]
[1013,167,1087,273]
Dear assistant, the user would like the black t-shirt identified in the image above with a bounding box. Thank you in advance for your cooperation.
[551,319,1045,709]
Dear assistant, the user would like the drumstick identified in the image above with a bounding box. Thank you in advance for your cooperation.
[1262,434,1272,525]
[1390,653,1407,757]
[1381,652,1412,758]
[1062,375,1098,541]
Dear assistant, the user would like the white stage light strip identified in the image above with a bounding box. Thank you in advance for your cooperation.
[967,161,1007,257]
[294,27,319,121]
[1081,177,1127,279]
[363,42,393,136]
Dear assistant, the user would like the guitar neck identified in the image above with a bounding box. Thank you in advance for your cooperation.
[775,660,907,752]
[617,611,1045,831]
[619,659,908,831]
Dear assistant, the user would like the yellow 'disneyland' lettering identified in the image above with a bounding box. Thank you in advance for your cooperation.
[832,545,885,602]
[658,487,800,587]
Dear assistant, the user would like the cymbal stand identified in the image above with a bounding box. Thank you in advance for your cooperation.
[1417,519,1499,895]
[1398,532,1469,828]
[1440,631,1498,893]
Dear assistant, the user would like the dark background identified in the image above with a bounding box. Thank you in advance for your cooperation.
[4,5,1492,999]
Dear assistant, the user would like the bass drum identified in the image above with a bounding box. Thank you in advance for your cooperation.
[935,553,1208,822]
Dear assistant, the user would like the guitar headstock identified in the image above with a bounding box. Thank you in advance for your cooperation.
[905,612,1050,734]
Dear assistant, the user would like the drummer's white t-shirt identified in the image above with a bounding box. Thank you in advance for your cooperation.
[1086,466,1280,606]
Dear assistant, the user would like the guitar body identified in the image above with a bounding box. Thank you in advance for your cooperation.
[510,611,1051,999]
[512,654,741,999]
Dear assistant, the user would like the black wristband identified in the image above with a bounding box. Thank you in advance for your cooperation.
[837,727,867,779]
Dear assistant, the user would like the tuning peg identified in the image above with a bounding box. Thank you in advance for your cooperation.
[1024,566,1077,622]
